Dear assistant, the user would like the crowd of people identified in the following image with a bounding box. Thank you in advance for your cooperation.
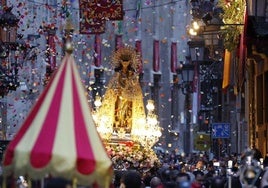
[114,148,268,188]
[13,147,268,188]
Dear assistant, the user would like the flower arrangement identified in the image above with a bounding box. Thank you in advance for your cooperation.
[105,141,161,172]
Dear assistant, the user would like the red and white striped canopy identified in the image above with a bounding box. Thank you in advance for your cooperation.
[2,54,113,187]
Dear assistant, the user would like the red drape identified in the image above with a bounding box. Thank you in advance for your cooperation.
[192,62,199,93]
[115,34,123,50]
[94,34,101,67]
[170,42,177,73]
[153,40,160,72]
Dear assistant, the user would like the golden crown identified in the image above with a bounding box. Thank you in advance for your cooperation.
[111,46,141,71]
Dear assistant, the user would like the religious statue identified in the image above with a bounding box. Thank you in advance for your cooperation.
[96,46,146,140]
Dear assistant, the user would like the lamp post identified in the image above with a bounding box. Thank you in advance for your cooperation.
[180,64,195,94]
[64,18,74,54]
[43,23,57,86]
[177,63,194,155]
[0,7,19,43]
[0,7,25,140]
[188,40,204,62]
[0,7,20,96]
[179,40,205,154]
[188,38,224,155]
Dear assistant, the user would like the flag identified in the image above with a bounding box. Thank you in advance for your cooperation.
[79,0,123,21]
[222,49,232,91]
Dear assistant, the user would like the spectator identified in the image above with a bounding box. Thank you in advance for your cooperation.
[191,171,206,188]
[150,176,162,188]
[210,176,226,188]
[120,170,142,188]
[114,170,126,188]
[44,177,72,188]
[175,172,191,188]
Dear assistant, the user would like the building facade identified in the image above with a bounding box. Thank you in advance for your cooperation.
[245,0,268,155]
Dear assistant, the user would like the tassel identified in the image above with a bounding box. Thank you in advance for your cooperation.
[2,177,6,188]
[72,178,77,188]
[28,179,32,188]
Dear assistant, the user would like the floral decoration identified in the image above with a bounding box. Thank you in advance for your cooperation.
[105,141,161,172]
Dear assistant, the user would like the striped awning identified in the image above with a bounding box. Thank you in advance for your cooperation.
[2,54,113,187]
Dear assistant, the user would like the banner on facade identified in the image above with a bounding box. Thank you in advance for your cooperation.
[79,0,123,21]
[79,0,123,34]
[94,34,102,67]
[79,18,106,34]
[222,49,231,91]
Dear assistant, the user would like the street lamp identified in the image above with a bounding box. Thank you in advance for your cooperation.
[188,16,243,60]
[0,7,19,45]
[188,40,204,62]
[0,6,21,96]
[0,7,25,140]
[176,40,205,155]
[177,63,195,155]
[179,63,195,95]
[178,40,204,95]
[64,18,74,54]
[188,38,224,156]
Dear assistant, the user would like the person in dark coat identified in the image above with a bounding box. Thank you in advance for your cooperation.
[120,170,142,188]
[44,177,72,188]
[150,176,163,188]
[210,176,226,188]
